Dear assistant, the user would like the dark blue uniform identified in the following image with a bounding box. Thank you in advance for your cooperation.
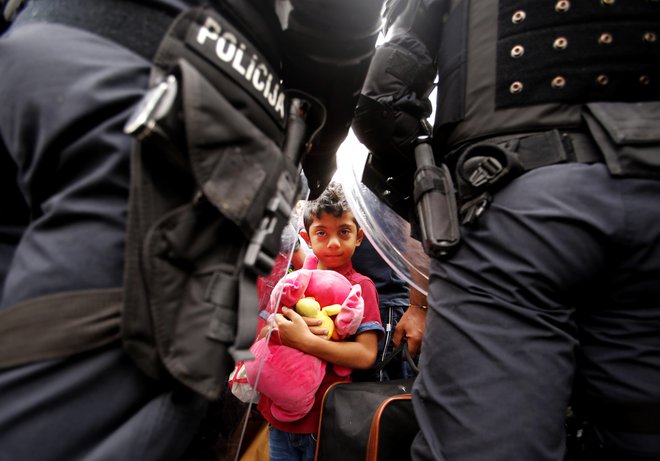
[0,0,386,458]
[0,3,210,459]
[354,0,660,460]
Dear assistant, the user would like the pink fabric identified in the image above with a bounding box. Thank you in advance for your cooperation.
[268,257,365,341]
[245,261,365,422]
[244,331,326,422]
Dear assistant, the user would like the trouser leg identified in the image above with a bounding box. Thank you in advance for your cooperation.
[412,164,625,461]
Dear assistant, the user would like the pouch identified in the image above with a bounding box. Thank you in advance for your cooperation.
[121,7,302,400]
[583,102,660,179]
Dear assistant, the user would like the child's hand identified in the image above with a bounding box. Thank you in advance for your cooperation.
[289,305,329,338]
[304,315,330,339]
[275,307,326,349]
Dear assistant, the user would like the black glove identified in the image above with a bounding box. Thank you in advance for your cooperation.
[352,38,435,218]
[354,91,431,170]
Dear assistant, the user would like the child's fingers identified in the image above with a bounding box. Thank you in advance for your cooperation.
[279,306,304,326]
[279,307,328,339]
[308,326,330,339]
[302,316,323,327]
[281,306,296,319]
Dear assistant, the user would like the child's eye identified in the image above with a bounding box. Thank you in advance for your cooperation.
[315,231,326,237]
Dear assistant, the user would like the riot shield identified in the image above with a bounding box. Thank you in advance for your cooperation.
[336,131,430,296]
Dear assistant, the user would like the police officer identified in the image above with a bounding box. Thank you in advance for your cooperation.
[353,0,660,460]
[0,0,385,459]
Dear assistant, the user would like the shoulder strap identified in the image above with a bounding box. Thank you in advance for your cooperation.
[0,288,122,369]
[10,0,175,61]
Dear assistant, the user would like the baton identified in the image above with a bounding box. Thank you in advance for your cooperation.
[413,133,460,258]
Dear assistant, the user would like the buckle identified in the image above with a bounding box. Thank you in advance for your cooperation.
[244,170,300,275]
[244,196,288,274]
[459,192,492,226]
[124,75,178,140]
[467,156,504,188]
[456,142,523,202]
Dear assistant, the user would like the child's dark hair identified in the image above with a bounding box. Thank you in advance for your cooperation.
[303,182,357,232]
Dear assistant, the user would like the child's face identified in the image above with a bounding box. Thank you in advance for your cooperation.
[302,211,363,270]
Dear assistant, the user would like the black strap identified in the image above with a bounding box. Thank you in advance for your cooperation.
[456,129,604,224]
[375,340,420,377]
[465,130,603,173]
[0,288,122,369]
[228,270,260,363]
[12,0,176,61]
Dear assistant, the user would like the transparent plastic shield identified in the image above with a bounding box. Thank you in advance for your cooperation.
[232,177,309,453]
[336,132,430,295]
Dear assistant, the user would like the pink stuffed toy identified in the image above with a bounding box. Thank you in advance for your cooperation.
[244,257,364,422]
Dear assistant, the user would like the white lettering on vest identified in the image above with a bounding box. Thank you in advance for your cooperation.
[195,16,285,121]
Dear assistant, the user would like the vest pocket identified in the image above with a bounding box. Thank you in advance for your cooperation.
[583,102,660,179]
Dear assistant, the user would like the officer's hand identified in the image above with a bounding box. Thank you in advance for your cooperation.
[352,41,434,168]
[353,93,429,170]
[392,305,427,356]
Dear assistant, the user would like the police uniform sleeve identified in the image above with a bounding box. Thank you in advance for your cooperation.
[352,0,445,173]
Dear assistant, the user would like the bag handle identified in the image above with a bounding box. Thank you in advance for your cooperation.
[375,340,419,377]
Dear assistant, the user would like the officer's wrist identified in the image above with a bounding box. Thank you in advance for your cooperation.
[409,304,428,311]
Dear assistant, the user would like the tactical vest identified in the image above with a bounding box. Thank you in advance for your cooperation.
[435,0,660,148]
[432,0,660,224]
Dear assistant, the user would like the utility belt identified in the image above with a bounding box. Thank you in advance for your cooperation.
[452,129,604,225]
[410,100,660,261]
[0,3,324,401]
[452,101,660,225]
[405,128,604,260]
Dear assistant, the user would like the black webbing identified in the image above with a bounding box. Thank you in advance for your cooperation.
[229,270,259,363]
[12,0,176,61]
[0,288,122,369]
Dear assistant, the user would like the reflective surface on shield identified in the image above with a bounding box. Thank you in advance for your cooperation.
[336,132,430,295]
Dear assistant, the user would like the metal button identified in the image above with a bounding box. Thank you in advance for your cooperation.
[555,0,570,13]
[553,37,568,50]
[643,32,657,43]
[598,33,613,45]
[640,75,651,85]
[511,45,525,58]
[551,76,566,89]
[510,81,524,94]
[512,10,526,23]
[596,74,609,86]
[601,0,615,5]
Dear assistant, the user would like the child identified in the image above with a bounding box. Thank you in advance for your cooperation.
[259,182,383,461]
